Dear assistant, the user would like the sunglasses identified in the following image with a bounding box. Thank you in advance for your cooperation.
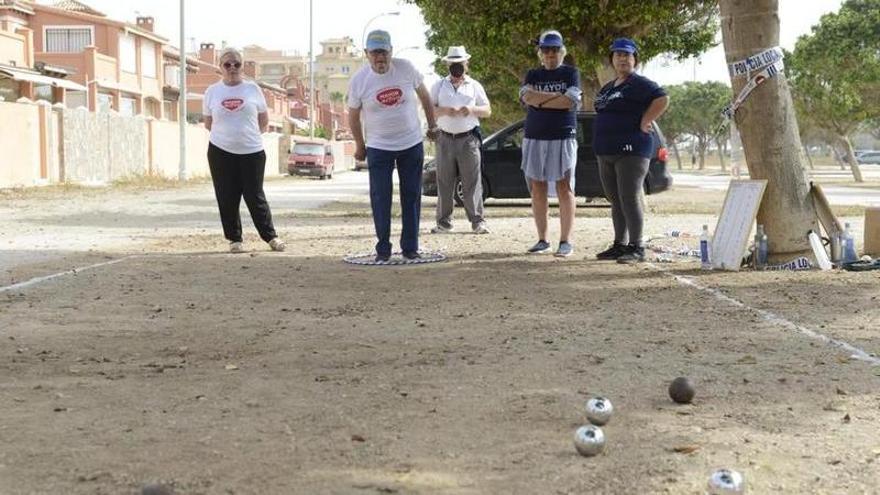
[223,62,242,69]
[368,49,389,57]
[540,47,560,53]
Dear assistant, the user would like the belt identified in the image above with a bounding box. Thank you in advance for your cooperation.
[440,129,475,139]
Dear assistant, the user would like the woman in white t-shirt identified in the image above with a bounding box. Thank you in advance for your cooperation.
[203,47,285,253]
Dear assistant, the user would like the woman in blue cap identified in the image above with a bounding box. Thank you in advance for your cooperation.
[593,37,668,263]
[519,30,582,257]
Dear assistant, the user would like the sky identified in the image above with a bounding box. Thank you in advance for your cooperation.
[53,0,844,86]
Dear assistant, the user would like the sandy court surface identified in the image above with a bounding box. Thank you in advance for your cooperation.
[1,183,879,494]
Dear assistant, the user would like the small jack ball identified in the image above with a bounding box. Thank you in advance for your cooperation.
[669,377,695,404]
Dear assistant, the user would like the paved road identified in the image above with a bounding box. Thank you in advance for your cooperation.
[673,171,880,206]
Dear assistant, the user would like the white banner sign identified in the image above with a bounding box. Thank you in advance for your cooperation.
[728,46,784,78]
[722,59,785,120]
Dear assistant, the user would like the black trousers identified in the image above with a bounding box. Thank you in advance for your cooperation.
[207,142,277,243]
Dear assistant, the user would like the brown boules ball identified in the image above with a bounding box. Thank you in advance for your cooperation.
[668,377,695,404]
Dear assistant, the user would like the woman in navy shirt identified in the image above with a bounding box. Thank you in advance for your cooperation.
[593,38,668,263]
[519,30,582,257]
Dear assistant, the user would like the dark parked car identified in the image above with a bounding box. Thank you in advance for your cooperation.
[423,111,672,204]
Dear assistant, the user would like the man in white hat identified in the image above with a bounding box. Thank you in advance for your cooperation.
[429,45,492,234]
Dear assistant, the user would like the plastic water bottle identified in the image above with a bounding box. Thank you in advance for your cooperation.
[754,224,768,269]
[842,222,858,263]
[700,225,712,270]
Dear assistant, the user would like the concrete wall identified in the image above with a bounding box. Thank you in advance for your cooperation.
[0,100,286,188]
[0,101,40,187]
[61,107,148,183]
[149,119,211,178]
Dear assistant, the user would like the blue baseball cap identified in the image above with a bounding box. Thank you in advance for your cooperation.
[610,37,638,54]
[538,31,564,48]
[365,30,392,51]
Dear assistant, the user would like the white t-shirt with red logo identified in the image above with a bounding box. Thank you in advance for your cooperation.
[203,80,268,155]
[347,58,424,151]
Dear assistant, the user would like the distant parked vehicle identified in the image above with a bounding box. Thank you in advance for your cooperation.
[857,151,880,165]
[422,111,672,205]
[288,141,335,179]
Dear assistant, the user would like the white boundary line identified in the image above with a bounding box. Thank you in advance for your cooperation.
[0,256,134,294]
[648,263,880,366]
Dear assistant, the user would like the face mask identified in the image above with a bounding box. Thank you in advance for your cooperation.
[449,63,465,78]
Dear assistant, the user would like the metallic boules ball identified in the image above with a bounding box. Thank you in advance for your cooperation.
[585,396,614,426]
[708,469,745,494]
[668,376,696,404]
[573,424,605,457]
[141,483,175,495]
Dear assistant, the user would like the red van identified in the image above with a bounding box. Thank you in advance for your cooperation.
[288,141,335,179]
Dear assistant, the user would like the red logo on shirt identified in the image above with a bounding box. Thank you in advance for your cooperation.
[221,98,244,111]
[376,87,403,107]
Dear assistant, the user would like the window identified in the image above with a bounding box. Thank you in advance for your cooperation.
[141,40,156,78]
[164,65,180,88]
[119,95,136,116]
[35,85,53,103]
[342,66,350,74]
[500,127,524,150]
[0,78,19,101]
[45,26,93,53]
[66,91,87,109]
[97,93,113,113]
[119,33,136,73]
[163,100,176,121]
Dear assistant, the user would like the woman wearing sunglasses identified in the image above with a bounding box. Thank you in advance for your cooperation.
[202,47,285,253]
[519,30,582,258]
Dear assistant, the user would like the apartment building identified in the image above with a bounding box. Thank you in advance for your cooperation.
[0,0,86,103]
[15,1,170,117]
[241,44,307,90]
[314,37,363,103]
[186,42,292,133]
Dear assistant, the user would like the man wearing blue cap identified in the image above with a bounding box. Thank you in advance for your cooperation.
[593,37,668,263]
[348,30,438,262]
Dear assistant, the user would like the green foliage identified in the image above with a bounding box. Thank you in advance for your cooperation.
[407,0,718,130]
[787,0,880,138]
[661,81,731,168]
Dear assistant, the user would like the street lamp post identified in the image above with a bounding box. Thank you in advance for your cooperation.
[178,0,187,181]
[309,0,314,139]
[361,11,400,50]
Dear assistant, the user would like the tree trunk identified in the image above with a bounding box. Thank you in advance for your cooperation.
[697,139,707,170]
[582,62,616,112]
[672,141,683,170]
[720,0,817,259]
[802,144,814,170]
[716,138,727,171]
[838,134,864,182]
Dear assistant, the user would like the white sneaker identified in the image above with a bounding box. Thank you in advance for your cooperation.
[269,238,286,252]
[472,223,490,234]
[229,241,244,253]
[430,224,453,234]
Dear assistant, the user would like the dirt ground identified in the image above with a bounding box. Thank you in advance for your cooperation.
[1,179,879,494]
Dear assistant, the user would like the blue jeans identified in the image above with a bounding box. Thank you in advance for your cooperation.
[366,143,424,256]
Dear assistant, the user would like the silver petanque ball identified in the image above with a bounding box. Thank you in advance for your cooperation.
[708,469,745,494]
[585,396,614,426]
[573,424,606,457]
